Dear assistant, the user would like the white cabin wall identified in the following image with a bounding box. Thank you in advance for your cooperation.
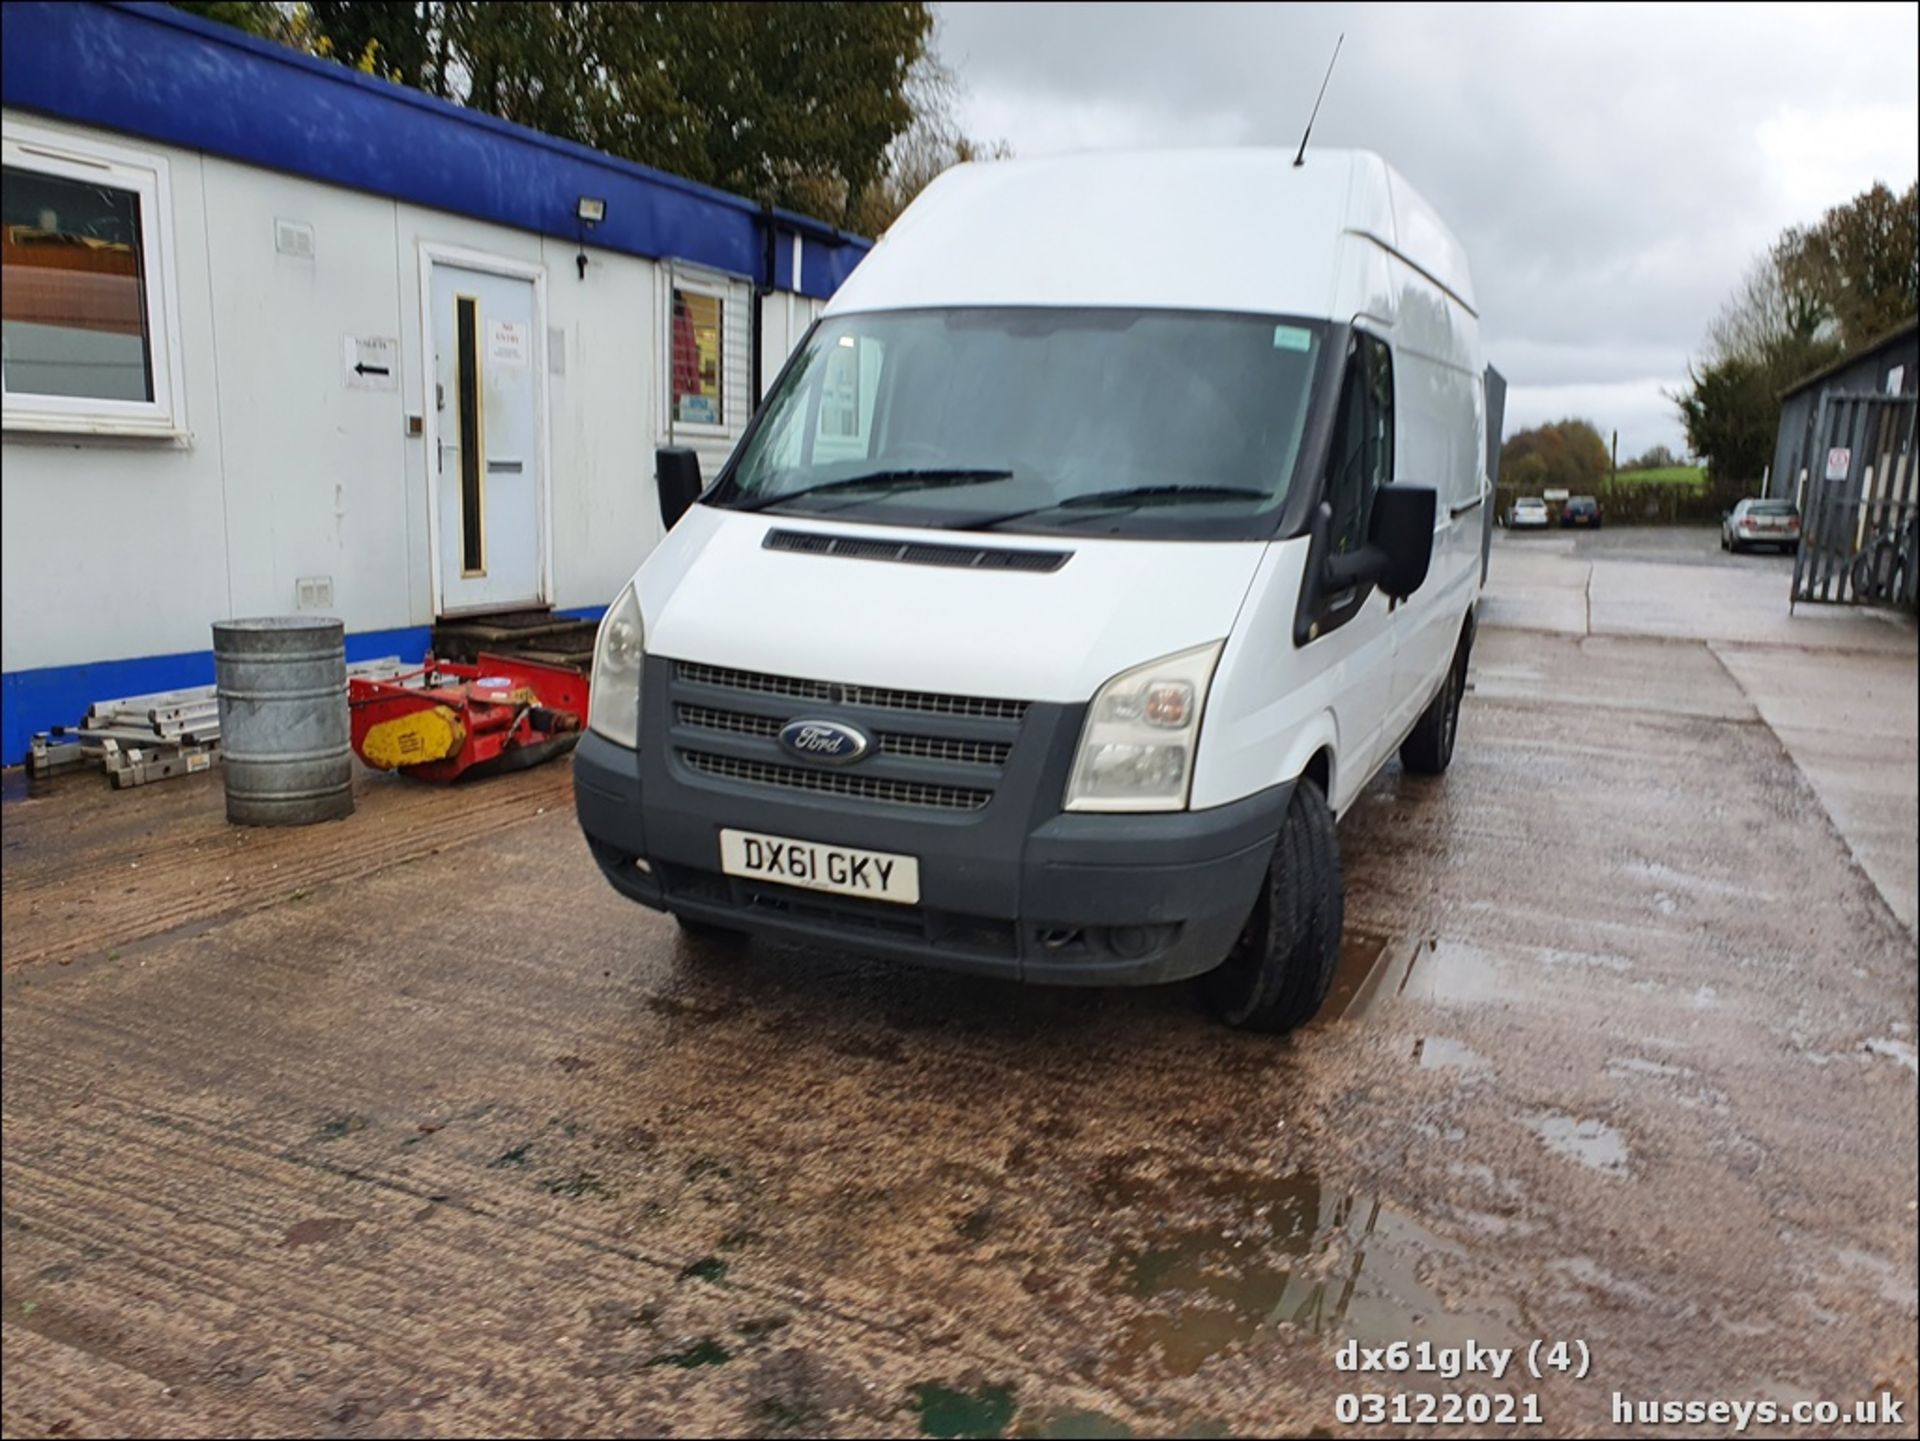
[204,158,415,635]
[3,106,826,690]
[1,137,229,673]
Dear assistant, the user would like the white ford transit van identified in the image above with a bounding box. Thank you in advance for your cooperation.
[577,149,1491,1031]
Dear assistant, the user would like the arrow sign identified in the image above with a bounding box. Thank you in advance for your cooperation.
[344,335,399,391]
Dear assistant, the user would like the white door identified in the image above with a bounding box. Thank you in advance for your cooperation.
[1313,330,1399,804]
[429,258,545,613]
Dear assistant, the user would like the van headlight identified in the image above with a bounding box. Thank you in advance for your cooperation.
[1065,641,1223,812]
[587,581,645,748]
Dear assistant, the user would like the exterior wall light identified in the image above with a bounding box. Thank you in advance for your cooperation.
[576,197,606,278]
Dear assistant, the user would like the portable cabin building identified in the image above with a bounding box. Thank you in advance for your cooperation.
[0,0,870,763]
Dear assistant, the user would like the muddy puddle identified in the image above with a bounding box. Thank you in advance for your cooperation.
[1317,930,1411,1022]
[1318,934,1521,1024]
[1413,1036,1488,1072]
[1521,1111,1631,1177]
[1094,1161,1518,1381]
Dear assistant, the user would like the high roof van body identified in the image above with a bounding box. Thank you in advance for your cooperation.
[576,148,1491,1030]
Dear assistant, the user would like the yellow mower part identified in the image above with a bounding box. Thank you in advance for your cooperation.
[361,705,466,770]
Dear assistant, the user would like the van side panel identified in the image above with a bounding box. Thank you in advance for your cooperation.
[1192,537,1378,816]
[1383,253,1484,742]
[1331,228,1398,330]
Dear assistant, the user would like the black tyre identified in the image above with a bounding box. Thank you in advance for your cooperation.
[1203,778,1343,1033]
[1399,628,1470,776]
[674,914,749,948]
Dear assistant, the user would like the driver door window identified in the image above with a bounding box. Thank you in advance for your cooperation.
[1327,331,1394,558]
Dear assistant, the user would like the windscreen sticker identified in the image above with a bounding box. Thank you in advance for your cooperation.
[1273,324,1314,352]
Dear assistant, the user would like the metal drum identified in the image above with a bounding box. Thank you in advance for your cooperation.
[213,617,354,826]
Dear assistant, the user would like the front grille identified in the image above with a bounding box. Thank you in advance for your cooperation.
[676,661,1027,723]
[675,704,1011,767]
[676,703,780,739]
[765,528,1072,574]
[877,732,1011,767]
[681,750,992,812]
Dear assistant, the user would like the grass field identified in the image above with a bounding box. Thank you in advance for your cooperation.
[1614,465,1707,489]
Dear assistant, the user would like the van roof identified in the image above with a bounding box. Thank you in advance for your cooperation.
[827,147,1474,321]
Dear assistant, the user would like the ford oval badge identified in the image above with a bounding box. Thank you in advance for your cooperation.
[778,717,871,766]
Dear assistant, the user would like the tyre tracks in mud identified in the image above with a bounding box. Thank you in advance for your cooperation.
[2,763,575,973]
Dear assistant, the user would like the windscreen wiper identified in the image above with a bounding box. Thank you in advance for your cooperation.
[966,484,1272,530]
[732,468,1014,511]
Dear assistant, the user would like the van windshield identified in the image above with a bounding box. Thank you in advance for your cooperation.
[710,308,1328,539]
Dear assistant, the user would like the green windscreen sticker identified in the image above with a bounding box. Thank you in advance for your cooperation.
[1273,325,1314,352]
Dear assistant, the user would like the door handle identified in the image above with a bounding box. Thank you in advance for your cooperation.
[1449,495,1485,519]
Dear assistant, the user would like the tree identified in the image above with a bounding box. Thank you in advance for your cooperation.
[849,52,1011,235]
[1669,178,1917,484]
[1627,444,1677,472]
[171,0,300,44]
[1674,355,1780,484]
[301,1,447,90]
[1776,181,1920,352]
[1500,419,1611,494]
[1704,252,1829,372]
[178,2,941,229]
[1676,254,1842,482]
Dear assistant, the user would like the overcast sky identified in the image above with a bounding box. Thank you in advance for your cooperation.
[931,2,1919,459]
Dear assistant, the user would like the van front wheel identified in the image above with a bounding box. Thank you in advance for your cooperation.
[1202,778,1342,1033]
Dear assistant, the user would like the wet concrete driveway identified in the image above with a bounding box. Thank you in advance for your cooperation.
[3,531,1916,1437]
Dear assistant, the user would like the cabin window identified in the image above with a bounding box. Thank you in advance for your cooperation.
[670,287,725,428]
[1,120,184,434]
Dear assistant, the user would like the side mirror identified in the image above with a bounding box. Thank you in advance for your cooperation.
[657,446,702,530]
[1322,485,1436,600]
[1370,484,1436,598]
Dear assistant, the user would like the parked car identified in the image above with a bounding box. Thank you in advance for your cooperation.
[1722,497,1801,553]
[578,149,1492,1034]
[1509,497,1550,530]
[1561,495,1602,529]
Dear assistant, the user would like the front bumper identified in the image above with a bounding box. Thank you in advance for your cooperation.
[574,688,1287,988]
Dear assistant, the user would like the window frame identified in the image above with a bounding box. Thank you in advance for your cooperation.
[1324,331,1394,546]
[2,119,187,437]
[665,272,731,438]
[1302,326,1396,641]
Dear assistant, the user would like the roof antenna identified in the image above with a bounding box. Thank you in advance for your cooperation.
[1292,33,1344,167]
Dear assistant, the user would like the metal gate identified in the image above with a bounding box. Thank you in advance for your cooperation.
[1790,391,1919,611]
